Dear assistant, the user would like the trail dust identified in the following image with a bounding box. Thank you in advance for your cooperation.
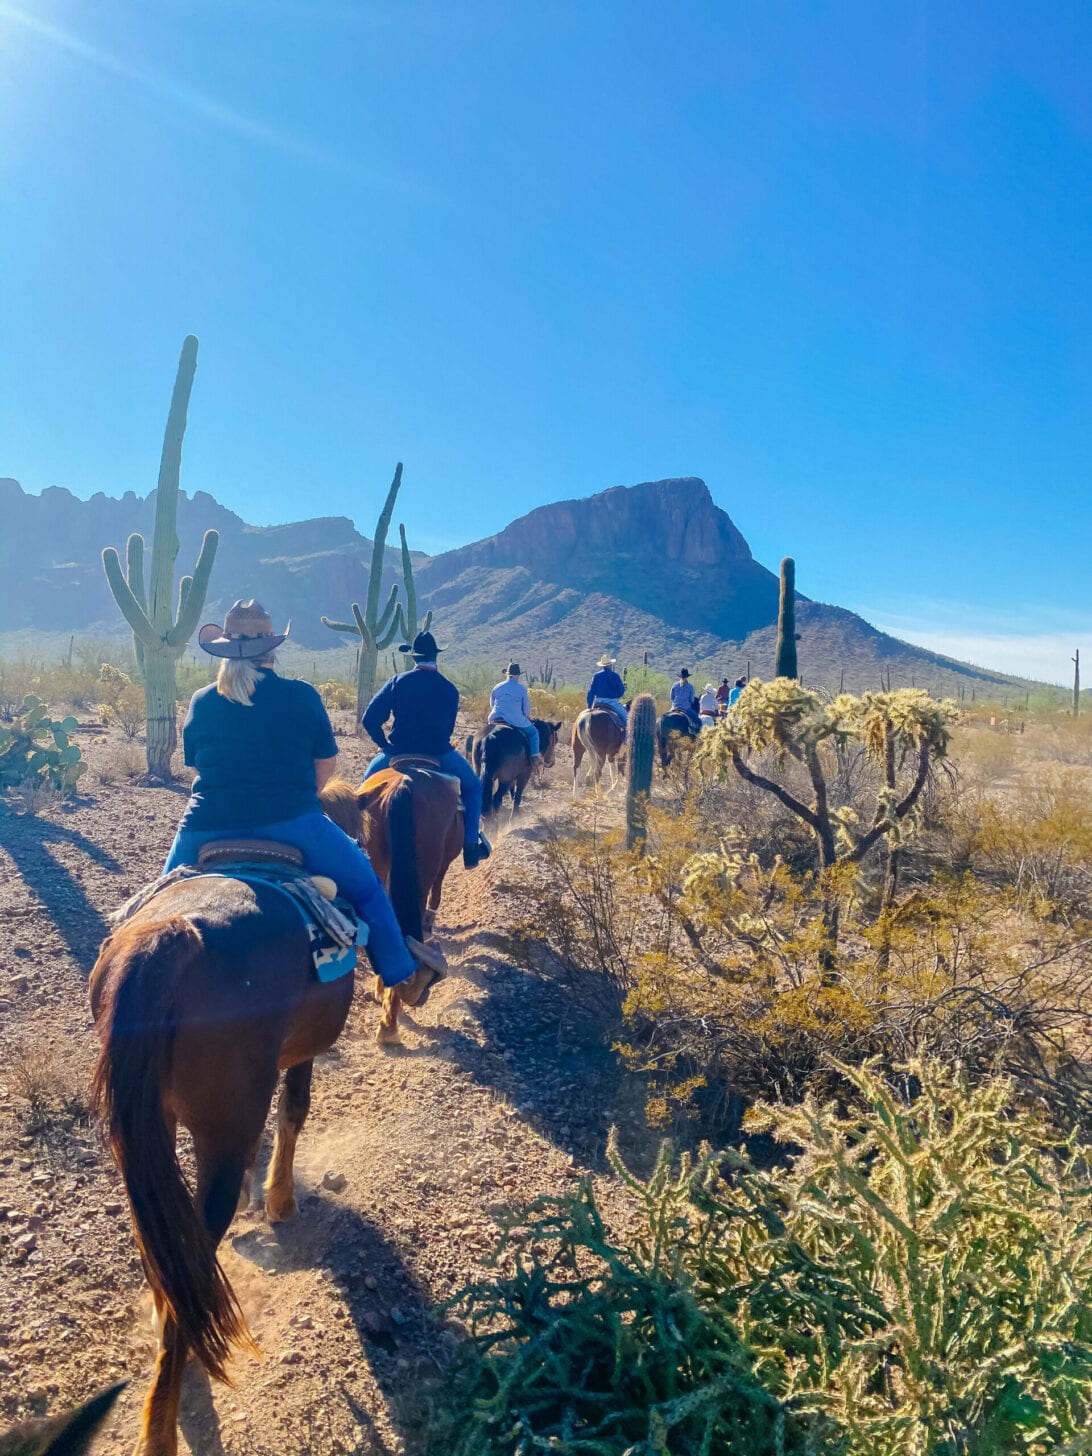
[0,713,639,1453]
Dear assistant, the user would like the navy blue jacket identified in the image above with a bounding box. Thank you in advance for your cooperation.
[587,667,625,708]
[362,665,460,756]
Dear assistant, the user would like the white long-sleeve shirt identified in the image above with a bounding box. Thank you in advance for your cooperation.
[488,677,534,729]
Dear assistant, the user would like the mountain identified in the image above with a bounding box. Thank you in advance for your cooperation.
[1,474,1026,696]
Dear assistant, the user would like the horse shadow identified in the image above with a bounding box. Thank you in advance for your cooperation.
[400,943,655,1176]
[0,803,121,973]
[228,1198,440,1454]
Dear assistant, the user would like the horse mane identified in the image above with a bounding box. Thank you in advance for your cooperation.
[319,777,361,838]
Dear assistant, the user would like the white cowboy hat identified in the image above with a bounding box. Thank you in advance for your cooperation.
[595,654,617,668]
[704,683,716,694]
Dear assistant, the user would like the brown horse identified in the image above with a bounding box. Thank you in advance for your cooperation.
[466,718,562,818]
[572,707,626,797]
[325,762,462,1045]
[88,782,434,1456]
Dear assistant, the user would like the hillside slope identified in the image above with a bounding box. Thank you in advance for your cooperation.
[3,474,1024,694]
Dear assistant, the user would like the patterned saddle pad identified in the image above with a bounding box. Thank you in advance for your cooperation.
[112,862,363,984]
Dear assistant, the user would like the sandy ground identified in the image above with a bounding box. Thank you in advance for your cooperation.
[0,713,641,1453]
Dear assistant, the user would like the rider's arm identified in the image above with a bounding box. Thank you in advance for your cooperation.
[587,677,597,709]
[314,757,337,789]
[361,679,395,750]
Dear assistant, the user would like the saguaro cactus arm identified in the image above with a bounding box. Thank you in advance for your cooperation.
[166,529,219,647]
[147,335,198,631]
[367,464,403,625]
[102,547,158,648]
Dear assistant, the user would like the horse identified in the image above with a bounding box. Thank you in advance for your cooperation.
[658,709,700,769]
[0,1383,124,1456]
[87,779,429,1456]
[572,707,626,797]
[325,762,462,1045]
[466,718,562,818]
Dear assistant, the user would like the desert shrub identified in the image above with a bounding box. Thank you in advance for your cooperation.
[621,663,674,704]
[0,1033,89,1133]
[97,663,146,739]
[969,768,1092,917]
[317,679,356,711]
[175,657,215,701]
[0,657,41,719]
[438,1060,1092,1456]
[88,743,146,786]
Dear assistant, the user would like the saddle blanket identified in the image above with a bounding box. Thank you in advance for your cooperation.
[111,862,363,984]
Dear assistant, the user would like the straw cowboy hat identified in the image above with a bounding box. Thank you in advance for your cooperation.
[704,683,716,694]
[198,600,290,660]
[595,654,617,668]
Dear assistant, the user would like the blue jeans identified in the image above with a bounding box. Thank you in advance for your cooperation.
[487,717,540,756]
[163,812,416,987]
[364,749,482,846]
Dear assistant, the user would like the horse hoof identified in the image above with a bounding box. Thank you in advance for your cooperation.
[266,1193,299,1223]
[376,1026,401,1047]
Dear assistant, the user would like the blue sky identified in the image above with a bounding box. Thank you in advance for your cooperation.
[1,1,1089,683]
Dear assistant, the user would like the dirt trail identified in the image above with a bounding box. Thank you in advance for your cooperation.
[0,720,635,1453]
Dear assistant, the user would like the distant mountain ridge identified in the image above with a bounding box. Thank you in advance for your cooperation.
[2,474,1023,694]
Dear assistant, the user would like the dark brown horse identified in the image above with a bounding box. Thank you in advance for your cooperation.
[88,781,434,1456]
[658,709,700,769]
[466,718,562,817]
[572,707,626,797]
[325,762,462,1044]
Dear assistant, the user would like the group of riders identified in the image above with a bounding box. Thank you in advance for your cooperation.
[166,597,748,1010]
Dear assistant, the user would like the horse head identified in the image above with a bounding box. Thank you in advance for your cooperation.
[534,719,563,767]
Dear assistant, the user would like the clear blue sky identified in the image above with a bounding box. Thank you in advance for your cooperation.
[2,1,1089,681]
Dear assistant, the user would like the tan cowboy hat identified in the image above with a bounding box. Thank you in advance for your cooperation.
[198,600,290,660]
[595,654,617,668]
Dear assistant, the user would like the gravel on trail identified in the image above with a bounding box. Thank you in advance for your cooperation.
[0,714,641,1453]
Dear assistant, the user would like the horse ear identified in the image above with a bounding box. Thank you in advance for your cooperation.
[1,1384,126,1456]
[552,721,562,731]
[356,782,386,815]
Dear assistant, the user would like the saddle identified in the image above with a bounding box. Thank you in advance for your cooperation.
[389,753,441,771]
[198,838,304,868]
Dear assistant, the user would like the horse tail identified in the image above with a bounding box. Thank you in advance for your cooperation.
[388,776,423,941]
[90,917,252,1382]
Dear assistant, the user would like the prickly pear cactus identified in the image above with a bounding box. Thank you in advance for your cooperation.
[0,695,87,794]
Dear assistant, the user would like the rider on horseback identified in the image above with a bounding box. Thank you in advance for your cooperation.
[670,668,703,731]
[361,630,491,869]
[487,663,543,767]
[586,654,627,733]
[163,600,427,993]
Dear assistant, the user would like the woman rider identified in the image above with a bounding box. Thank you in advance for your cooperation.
[163,600,434,998]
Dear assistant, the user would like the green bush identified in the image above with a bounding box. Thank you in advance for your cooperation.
[438,1059,1092,1456]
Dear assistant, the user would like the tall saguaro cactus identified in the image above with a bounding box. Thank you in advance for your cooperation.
[625,693,657,850]
[102,336,219,780]
[397,522,432,671]
[322,462,430,727]
[774,556,798,681]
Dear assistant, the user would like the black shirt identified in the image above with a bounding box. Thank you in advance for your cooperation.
[179,672,338,831]
[361,665,460,757]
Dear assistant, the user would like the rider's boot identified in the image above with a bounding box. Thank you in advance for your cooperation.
[463,832,492,870]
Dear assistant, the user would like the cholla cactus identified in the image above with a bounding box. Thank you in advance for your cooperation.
[101,336,219,780]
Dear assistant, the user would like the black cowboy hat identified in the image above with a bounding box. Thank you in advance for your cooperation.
[399,629,445,660]
[678,667,690,677]
[506,662,521,675]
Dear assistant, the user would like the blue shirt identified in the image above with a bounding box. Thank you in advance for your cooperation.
[587,668,625,707]
[362,664,460,757]
[180,672,337,831]
[671,679,697,711]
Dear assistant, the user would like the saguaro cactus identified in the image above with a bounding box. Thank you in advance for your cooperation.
[102,336,219,780]
[625,692,657,850]
[322,463,416,727]
[396,522,432,672]
[774,556,798,681]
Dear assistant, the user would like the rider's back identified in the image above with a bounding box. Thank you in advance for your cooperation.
[379,669,459,757]
[180,673,334,831]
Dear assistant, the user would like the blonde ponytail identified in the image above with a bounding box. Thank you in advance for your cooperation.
[216,654,276,706]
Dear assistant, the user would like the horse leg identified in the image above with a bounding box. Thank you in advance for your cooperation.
[572,736,585,798]
[265,1061,313,1222]
[480,771,495,819]
[376,985,402,1045]
[237,1130,263,1214]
